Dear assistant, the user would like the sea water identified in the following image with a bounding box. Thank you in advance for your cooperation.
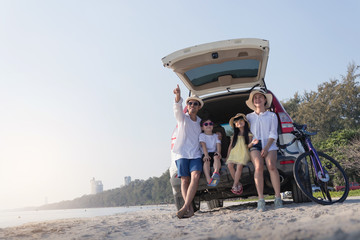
[0,205,160,228]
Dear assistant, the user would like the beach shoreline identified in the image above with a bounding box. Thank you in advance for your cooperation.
[1,197,360,240]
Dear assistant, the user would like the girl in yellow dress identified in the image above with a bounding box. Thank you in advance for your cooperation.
[226,113,258,195]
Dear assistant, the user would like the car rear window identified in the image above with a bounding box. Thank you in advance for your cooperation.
[221,123,234,137]
[185,59,260,86]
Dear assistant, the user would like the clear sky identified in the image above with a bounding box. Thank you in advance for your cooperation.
[1,0,359,210]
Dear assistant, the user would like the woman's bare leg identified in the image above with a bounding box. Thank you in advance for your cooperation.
[250,150,264,199]
[265,150,281,198]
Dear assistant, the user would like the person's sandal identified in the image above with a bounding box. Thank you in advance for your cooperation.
[236,183,243,195]
[231,186,239,194]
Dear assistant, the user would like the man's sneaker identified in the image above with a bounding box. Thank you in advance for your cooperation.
[256,199,266,212]
[274,197,283,209]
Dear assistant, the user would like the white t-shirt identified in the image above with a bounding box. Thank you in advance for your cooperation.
[172,98,202,161]
[246,111,278,151]
[199,133,221,153]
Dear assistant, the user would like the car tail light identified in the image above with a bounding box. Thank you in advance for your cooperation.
[171,126,178,150]
[278,112,294,133]
[280,159,295,165]
[268,90,294,134]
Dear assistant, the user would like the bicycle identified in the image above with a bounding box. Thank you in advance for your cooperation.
[279,123,349,205]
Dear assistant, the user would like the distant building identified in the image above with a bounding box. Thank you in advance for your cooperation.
[124,176,131,186]
[90,177,103,194]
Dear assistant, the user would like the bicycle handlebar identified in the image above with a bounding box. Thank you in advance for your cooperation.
[277,123,317,149]
[293,123,318,136]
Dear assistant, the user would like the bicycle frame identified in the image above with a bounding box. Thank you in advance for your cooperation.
[304,137,330,183]
[279,123,332,185]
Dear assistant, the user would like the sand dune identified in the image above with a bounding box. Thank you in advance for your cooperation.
[1,197,360,240]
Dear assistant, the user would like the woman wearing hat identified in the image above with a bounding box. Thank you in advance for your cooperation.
[246,89,283,211]
[172,84,204,219]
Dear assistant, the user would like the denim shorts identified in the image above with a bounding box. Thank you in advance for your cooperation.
[250,140,262,152]
[175,158,203,178]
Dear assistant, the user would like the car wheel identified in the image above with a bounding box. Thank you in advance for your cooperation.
[291,179,311,203]
[192,196,201,212]
[206,199,224,210]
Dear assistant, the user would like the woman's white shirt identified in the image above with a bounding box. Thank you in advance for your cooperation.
[246,111,278,151]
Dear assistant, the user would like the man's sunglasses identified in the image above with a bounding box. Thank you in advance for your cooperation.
[187,101,200,106]
[202,122,213,126]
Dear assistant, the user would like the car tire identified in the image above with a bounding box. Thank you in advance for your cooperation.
[206,199,224,210]
[291,179,311,203]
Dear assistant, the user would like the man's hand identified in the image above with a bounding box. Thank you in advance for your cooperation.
[173,84,181,103]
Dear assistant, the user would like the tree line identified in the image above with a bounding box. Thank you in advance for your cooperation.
[38,170,173,210]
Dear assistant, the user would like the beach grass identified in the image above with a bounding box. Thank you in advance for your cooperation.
[230,189,360,203]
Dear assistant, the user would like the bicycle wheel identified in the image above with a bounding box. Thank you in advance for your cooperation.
[293,151,349,205]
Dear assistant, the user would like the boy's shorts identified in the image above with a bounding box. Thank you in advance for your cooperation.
[175,158,202,178]
[202,152,219,167]
[250,140,262,152]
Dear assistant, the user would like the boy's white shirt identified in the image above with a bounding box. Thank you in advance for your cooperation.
[172,98,202,161]
[199,133,221,153]
[246,111,278,151]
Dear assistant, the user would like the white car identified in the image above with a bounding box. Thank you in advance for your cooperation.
[163,38,310,210]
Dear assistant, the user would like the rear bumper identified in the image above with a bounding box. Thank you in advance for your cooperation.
[170,155,296,201]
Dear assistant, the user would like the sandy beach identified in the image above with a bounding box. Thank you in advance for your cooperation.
[1,197,360,240]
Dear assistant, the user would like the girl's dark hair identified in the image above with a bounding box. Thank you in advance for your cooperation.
[231,117,250,148]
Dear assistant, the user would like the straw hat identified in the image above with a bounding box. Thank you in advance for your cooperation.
[245,89,273,111]
[229,113,250,128]
[185,95,204,108]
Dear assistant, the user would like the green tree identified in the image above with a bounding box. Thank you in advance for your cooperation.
[282,92,301,120]
[282,62,360,141]
[315,128,360,182]
[38,169,173,210]
[336,137,360,182]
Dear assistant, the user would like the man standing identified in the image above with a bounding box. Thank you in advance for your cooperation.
[172,84,203,219]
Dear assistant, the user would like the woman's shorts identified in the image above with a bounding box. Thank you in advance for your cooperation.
[175,158,202,178]
[250,140,262,152]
